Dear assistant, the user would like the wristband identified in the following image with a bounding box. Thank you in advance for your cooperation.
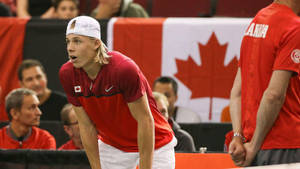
[233,132,245,142]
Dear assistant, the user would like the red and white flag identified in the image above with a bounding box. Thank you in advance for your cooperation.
[0,18,28,121]
[108,18,251,122]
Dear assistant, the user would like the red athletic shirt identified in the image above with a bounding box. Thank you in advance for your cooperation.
[0,126,56,149]
[58,140,80,150]
[59,51,173,152]
[240,3,300,149]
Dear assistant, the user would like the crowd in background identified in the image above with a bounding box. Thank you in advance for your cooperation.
[0,0,299,168]
[0,0,148,19]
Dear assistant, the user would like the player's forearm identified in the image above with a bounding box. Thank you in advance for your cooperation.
[138,116,154,169]
[79,123,101,169]
[73,106,101,169]
[250,90,285,152]
[230,68,243,134]
[230,95,242,133]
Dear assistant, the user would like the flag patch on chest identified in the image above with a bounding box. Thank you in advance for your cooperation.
[74,86,82,93]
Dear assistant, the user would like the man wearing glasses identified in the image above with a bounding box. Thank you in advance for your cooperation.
[58,104,83,150]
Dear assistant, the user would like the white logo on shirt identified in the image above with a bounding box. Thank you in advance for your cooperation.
[245,23,269,38]
[105,86,114,92]
[74,86,82,93]
[291,49,300,64]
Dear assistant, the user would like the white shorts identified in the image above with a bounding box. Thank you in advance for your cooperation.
[98,136,177,169]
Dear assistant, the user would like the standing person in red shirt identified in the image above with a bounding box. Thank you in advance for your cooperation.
[59,16,176,169]
[229,0,300,167]
[0,88,56,149]
[58,104,83,150]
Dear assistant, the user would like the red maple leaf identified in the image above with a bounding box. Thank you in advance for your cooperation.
[174,32,238,119]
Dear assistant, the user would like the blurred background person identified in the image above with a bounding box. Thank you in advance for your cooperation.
[58,104,83,150]
[153,91,195,152]
[91,0,148,19]
[18,59,68,121]
[53,0,79,19]
[0,0,15,16]
[0,2,11,16]
[0,88,56,149]
[153,76,201,123]
[16,0,55,18]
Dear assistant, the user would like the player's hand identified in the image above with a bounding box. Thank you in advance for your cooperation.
[242,142,257,167]
[228,137,246,166]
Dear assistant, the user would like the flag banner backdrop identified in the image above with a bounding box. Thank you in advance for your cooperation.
[108,18,251,122]
[0,18,29,121]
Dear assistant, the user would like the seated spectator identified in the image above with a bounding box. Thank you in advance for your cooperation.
[0,88,56,149]
[153,92,196,152]
[153,76,201,123]
[91,0,148,19]
[18,59,68,121]
[58,104,83,150]
[16,0,55,18]
[53,0,79,19]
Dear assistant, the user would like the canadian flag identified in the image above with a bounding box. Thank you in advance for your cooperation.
[74,86,82,93]
[108,18,251,122]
